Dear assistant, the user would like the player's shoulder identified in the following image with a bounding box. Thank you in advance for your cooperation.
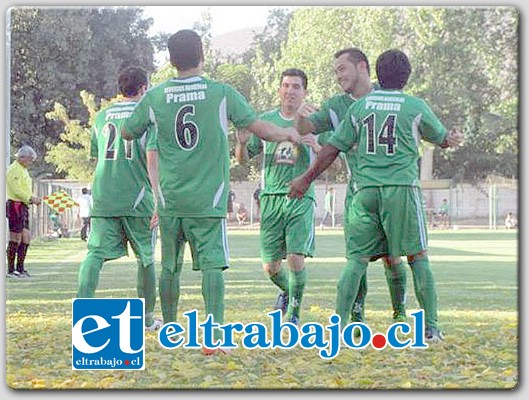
[324,93,347,106]
[259,108,280,120]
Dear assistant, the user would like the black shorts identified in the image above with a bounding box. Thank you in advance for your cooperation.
[6,200,29,233]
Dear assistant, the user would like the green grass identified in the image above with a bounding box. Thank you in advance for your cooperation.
[6,229,518,389]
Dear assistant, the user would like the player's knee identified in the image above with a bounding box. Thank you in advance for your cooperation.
[346,256,368,275]
[383,255,401,268]
[286,253,305,271]
[407,251,428,265]
[263,261,281,275]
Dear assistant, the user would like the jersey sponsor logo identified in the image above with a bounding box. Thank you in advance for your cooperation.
[273,141,298,165]
[365,100,402,111]
[72,299,145,370]
[166,91,206,103]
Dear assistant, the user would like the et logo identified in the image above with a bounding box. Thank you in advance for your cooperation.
[72,299,145,370]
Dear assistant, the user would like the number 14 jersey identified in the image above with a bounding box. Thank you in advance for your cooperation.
[330,89,447,190]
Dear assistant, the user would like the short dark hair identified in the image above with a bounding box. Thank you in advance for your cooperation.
[168,30,204,71]
[334,48,370,76]
[376,49,412,90]
[118,67,148,97]
[280,68,308,90]
[82,188,88,195]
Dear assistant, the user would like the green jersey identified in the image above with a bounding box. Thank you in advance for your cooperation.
[308,93,357,133]
[309,93,364,178]
[90,101,156,217]
[123,76,257,218]
[329,89,447,191]
[247,108,316,200]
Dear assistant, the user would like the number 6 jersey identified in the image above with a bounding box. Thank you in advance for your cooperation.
[90,101,156,217]
[123,76,257,218]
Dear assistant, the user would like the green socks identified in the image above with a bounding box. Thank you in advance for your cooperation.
[159,266,181,324]
[336,258,367,329]
[384,261,407,320]
[202,268,225,341]
[409,256,438,329]
[286,268,307,320]
[76,253,104,298]
[269,266,289,293]
[137,262,157,326]
[351,272,367,322]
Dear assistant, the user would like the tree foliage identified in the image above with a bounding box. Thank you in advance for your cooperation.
[9,7,155,175]
[38,6,518,183]
[269,6,518,180]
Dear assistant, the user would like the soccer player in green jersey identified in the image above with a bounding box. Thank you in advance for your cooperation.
[76,67,162,331]
[235,68,321,325]
[122,30,300,355]
[289,49,463,341]
[296,48,408,325]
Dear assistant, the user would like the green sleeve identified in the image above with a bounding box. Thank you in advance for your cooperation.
[146,127,158,152]
[226,85,258,129]
[418,99,447,145]
[327,110,357,153]
[317,131,333,146]
[123,96,151,139]
[308,99,332,133]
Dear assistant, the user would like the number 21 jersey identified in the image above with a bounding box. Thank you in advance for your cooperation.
[90,101,155,217]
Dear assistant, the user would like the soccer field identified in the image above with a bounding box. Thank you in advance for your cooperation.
[5,229,518,389]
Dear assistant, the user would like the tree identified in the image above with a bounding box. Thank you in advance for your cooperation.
[266,6,518,181]
[9,7,155,175]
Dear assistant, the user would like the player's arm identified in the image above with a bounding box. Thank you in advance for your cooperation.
[418,100,463,149]
[246,119,301,144]
[235,129,252,164]
[122,98,150,141]
[295,102,319,135]
[288,144,340,199]
[439,127,464,149]
[290,107,356,198]
[146,149,159,229]
[301,133,322,154]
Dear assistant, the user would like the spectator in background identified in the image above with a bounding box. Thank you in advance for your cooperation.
[438,198,450,229]
[49,211,64,238]
[505,212,517,229]
[76,187,93,241]
[236,203,249,225]
[253,187,261,212]
[320,186,335,229]
[6,145,41,278]
[227,189,236,221]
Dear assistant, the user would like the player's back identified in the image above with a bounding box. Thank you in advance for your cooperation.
[144,76,256,217]
[90,102,154,217]
[349,89,446,189]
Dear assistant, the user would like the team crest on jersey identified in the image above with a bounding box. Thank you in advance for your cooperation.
[274,141,298,165]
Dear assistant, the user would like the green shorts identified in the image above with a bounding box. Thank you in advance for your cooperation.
[259,194,315,263]
[345,186,428,259]
[87,217,156,266]
[159,216,229,272]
